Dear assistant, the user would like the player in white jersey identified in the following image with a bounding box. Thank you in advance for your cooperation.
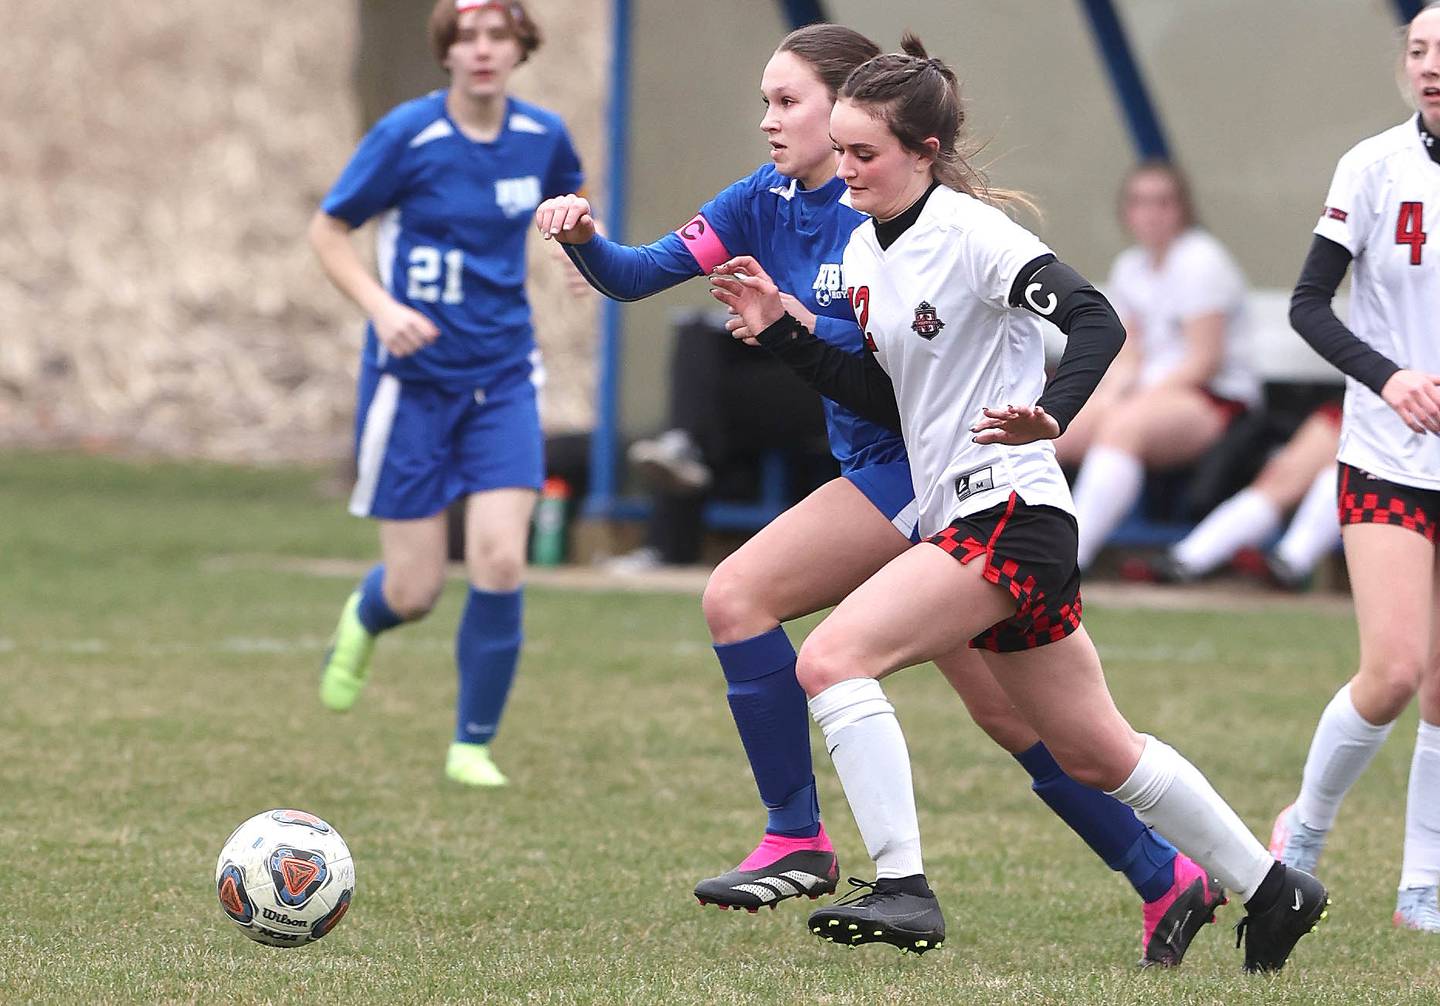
[1268,2,1440,934]
[1059,162,1261,570]
[712,34,1326,972]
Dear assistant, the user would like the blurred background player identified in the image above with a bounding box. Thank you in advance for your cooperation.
[1122,400,1342,588]
[309,0,585,787]
[715,35,1326,972]
[607,309,833,572]
[541,25,1227,968]
[1270,2,1440,933]
[1056,162,1260,571]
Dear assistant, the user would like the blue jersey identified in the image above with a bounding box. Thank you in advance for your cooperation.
[323,91,584,387]
[568,164,905,473]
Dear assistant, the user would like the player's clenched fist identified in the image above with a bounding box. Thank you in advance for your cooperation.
[371,298,439,357]
[535,194,597,244]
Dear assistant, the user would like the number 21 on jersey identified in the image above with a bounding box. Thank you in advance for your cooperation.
[407,246,464,304]
[1396,201,1427,266]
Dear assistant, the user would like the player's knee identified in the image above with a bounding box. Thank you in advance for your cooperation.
[702,561,767,643]
[795,631,866,698]
[467,539,525,592]
[968,702,1039,754]
[385,576,443,620]
[1358,655,1425,721]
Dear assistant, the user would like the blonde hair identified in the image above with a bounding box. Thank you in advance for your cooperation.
[1396,1,1440,110]
[839,32,1038,219]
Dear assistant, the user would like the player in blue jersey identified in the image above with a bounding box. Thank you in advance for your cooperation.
[536,24,1224,965]
[308,0,584,788]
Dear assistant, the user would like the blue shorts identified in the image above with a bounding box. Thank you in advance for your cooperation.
[348,365,542,520]
[844,460,920,543]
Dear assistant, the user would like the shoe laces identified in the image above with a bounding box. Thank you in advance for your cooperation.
[833,877,892,908]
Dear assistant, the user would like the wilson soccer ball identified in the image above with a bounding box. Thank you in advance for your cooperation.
[215,809,354,947]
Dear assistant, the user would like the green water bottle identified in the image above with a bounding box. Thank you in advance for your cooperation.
[530,477,570,566]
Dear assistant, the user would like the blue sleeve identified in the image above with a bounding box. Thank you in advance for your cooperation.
[321,115,408,228]
[693,174,757,259]
[564,232,701,302]
[545,122,585,198]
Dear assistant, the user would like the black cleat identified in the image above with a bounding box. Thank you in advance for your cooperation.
[1235,866,1329,973]
[807,877,946,954]
[694,848,838,911]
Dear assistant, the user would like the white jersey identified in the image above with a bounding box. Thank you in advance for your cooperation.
[843,186,1074,539]
[1315,118,1440,490]
[1106,229,1259,407]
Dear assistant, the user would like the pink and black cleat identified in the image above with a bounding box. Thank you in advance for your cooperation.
[694,827,839,912]
[1139,854,1228,967]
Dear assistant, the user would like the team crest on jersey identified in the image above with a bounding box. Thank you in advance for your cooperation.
[911,301,945,340]
[495,176,542,218]
[812,263,844,307]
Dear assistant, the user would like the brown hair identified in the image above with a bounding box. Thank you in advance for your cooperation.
[429,0,542,67]
[1118,159,1198,230]
[775,24,882,99]
[838,32,1035,216]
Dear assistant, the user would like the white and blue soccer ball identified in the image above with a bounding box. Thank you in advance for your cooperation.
[215,809,355,948]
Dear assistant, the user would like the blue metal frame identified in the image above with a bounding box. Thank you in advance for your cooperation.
[780,0,829,27]
[1393,0,1423,22]
[583,0,632,519]
[1077,0,1171,160]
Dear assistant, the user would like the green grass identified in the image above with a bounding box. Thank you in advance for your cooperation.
[1,450,1437,1004]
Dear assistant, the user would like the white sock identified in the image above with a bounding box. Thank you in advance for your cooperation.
[1171,488,1282,576]
[1400,721,1440,890]
[1294,682,1394,832]
[1072,446,1145,570]
[808,678,923,880]
[1273,467,1341,574]
[1107,735,1273,900]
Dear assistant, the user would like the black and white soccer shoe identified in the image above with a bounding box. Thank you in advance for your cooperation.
[807,876,946,954]
[1234,865,1329,973]
[694,847,838,912]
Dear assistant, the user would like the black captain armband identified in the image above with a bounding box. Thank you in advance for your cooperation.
[1008,254,1128,434]
[1008,254,1093,322]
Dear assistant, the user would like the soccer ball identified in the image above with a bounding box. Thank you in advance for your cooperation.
[214,809,355,948]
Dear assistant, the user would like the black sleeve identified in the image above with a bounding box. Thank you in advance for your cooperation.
[1289,234,1399,396]
[1008,255,1127,435]
[754,315,902,432]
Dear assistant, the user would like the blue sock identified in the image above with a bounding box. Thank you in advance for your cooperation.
[454,587,523,746]
[355,565,403,635]
[1014,741,1177,902]
[715,627,820,839]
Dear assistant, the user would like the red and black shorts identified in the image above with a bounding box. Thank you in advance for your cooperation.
[925,493,1083,653]
[1336,462,1438,544]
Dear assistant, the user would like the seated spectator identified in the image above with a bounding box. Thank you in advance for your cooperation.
[609,310,834,570]
[1121,400,1343,589]
[1058,161,1261,570]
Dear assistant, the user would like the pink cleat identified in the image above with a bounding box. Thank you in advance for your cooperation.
[693,826,839,910]
[1139,854,1228,967]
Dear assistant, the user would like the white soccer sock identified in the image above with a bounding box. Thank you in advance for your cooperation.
[808,678,923,880]
[1107,735,1273,901]
[1072,445,1145,570]
[1273,467,1341,575]
[1171,488,1282,576]
[1400,721,1440,890]
[1294,682,1394,832]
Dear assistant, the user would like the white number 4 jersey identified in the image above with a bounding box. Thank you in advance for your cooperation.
[1315,118,1440,489]
[843,186,1075,539]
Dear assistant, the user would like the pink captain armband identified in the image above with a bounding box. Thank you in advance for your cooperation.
[676,213,731,273]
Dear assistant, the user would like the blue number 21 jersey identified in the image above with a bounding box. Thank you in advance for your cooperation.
[323,91,584,387]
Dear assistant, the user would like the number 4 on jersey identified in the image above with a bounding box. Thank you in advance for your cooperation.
[1396,201,1427,265]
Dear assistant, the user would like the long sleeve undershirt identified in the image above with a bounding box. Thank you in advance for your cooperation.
[563,232,699,302]
[1288,234,1399,396]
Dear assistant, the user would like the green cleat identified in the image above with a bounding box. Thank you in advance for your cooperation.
[445,742,509,787]
[319,592,377,712]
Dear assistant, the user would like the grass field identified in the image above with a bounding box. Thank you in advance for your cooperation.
[2,450,1438,1005]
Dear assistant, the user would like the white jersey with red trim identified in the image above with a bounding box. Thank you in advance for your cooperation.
[1315,118,1440,490]
[843,186,1075,538]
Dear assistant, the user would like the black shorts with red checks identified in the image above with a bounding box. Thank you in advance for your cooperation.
[1337,463,1438,543]
[925,493,1083,653]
